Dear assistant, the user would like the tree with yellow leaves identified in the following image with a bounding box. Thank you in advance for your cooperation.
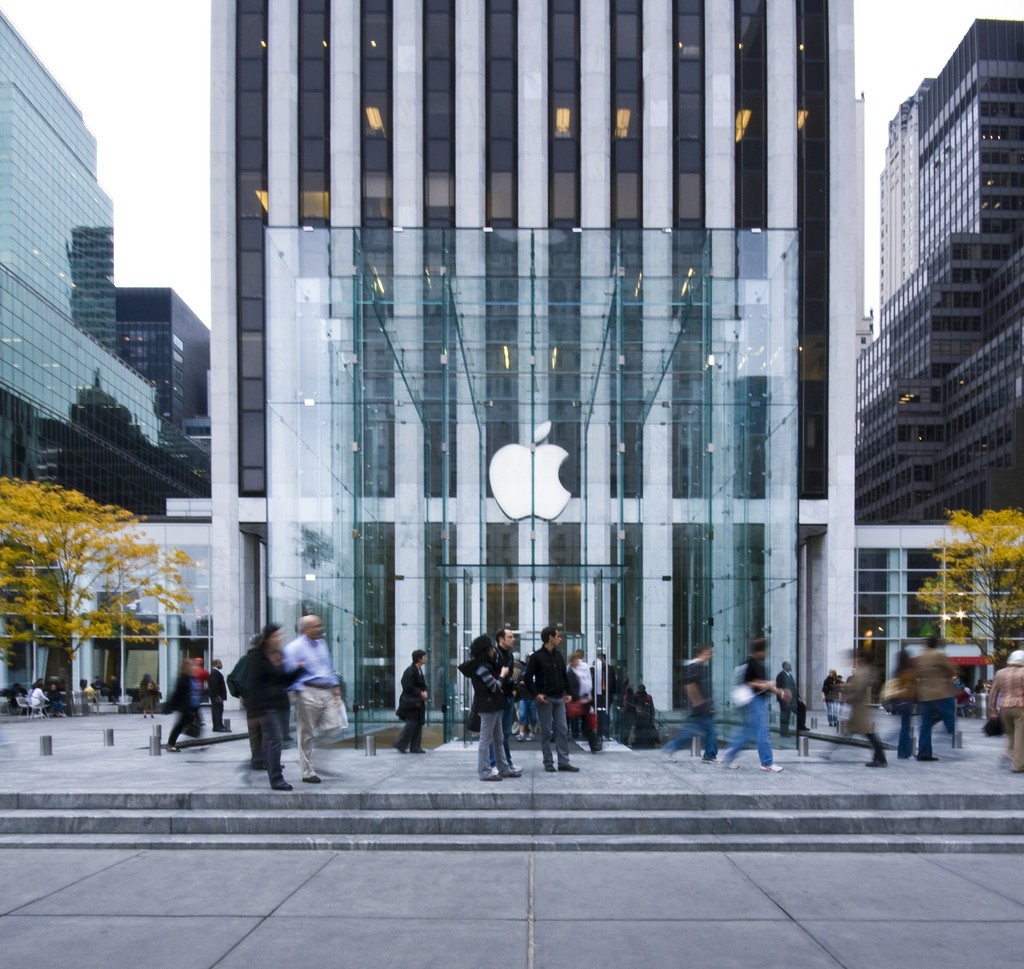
[0,478,193,676]
[916,508,1024,666]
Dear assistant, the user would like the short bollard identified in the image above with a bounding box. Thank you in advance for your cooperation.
[152,724,162,743]
[40,736,53,756]
[799,735,809,757]
[691,736,701,757]
[223,718,231,732]
[149,736,162,756]
[810,716,818,730]
[103,728,115,747]
[954,730,963,749]
[365,734,376,756]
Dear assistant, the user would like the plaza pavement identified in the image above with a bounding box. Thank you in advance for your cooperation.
[1,710,1021,969]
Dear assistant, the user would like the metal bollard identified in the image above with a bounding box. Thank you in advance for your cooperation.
[810,716,818,730]
[152,724,162,743]
[799,735,809,757]
[149,736,162,756]
[103,728,115,747]
[954,730,963,749]
[691,736,701,757]
[40,736,53,756]
[365,734,376,756]
[223,718,231,732]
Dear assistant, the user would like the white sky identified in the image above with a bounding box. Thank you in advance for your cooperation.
[1,0,1022,329]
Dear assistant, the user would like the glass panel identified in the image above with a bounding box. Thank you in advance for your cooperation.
[263,228,800,748]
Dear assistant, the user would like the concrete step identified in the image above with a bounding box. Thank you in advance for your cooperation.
[2,831,1024,853]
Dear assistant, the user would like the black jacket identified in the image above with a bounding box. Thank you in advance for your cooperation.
[398,663,427,720]
[522,647,570,699]
[458,651,508,714]
[245,648,303,717]
[207,666,227,702]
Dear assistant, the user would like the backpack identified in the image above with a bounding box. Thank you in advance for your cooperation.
[226,652,250,698]
[731,662,754,707]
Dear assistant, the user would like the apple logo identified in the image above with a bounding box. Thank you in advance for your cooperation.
[488,421,571,521]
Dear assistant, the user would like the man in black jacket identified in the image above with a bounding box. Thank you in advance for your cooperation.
[208,659,229,732]
[521,626,579,773]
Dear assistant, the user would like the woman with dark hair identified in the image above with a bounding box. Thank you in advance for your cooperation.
[164,657,201,751]
[246,623,304,790]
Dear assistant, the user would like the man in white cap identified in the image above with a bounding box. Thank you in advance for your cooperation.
[988,650,1024,773]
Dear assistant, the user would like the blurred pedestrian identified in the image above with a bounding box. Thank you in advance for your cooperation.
[841,650,887,767]
[722,637,785,772]
[661,644,718,763]
[163,658,201,751]
[822,669,842,727]
[567,649,601,752]
[988,649,1024,773]
[138,673,160,718]
[913,636,956,762]
[247,623,304,790]
[284,614,342,784]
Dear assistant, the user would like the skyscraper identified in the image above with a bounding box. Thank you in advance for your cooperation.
[0,10,209,513]
[857,19,1024,522]
[211,1,859,730]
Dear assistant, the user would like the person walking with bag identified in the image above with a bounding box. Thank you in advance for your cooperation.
[163,657,201,752]
[566,649,602,752]
[721,637,785,772]
[661,644,718,764]
[394,649,429,754]
[841,649,887,767]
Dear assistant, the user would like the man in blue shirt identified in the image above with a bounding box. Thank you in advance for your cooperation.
[284,615,341,783]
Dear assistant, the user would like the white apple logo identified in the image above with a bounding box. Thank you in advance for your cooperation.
[489,421,571,520]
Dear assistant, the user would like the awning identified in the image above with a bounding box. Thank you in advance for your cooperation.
[948,655,991,666]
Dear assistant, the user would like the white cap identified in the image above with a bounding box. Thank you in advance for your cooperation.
[1006,649,1024,666]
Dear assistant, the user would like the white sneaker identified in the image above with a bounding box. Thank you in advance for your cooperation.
[660,751,677,763]
[722,760,739,769]
[760,764,784,773]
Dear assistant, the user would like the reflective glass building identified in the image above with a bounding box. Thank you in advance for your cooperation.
[0,11,209,514]
[211,1,860,737]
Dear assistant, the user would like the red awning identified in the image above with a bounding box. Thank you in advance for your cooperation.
[948,655,991,666]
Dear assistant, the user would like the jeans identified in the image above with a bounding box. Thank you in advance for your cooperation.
[662,713,718,759]
[917,696,955,758]
[517,697,538,734]
[723,694,773,766]
[490,695,516,768]
[478,709,511,778]
[535,696,571,767]
[894,698,914,758]
[260,709,285,786]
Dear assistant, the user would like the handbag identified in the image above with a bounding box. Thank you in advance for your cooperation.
[731,684,754,707]
[983,717,1005,737]
[565,698,587,719]
[183,710,202,738]
[322,697,349,732]
[466,698,481,733]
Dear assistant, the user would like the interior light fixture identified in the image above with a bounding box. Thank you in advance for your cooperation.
[615,107,631,139]
[503,345,511,370]
[365,106,385,133]
[555,107,571,135]
[735,109,752,142]
[550,347,558,370]
[797,109,809,130]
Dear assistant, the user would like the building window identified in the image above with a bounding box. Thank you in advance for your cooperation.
[299,0,330,225]
[611,0,642,227]
[549,0,580,227]
[674,0,704,228]
[486,0,518,226]
[423,0,455,227]
[735,0,766,229]
[362,0,393,226]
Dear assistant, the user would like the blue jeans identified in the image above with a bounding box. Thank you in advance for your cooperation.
[517,697,538,733]
[724,695,773,766]
[662,713,718,758]
[489,695,516,768]
[894,698,914,758]
[917,696,955,758]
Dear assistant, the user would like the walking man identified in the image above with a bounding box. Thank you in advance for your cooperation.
[284,615,342,783]
[521,626,579,773]
[722,637,785,772]
[394,649,429,754]
[661,644,718,763]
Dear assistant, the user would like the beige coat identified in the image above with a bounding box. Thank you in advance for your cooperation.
[841,665,878,735]
[914,648,956,701]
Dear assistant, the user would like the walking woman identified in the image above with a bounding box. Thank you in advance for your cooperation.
[247,623,305,790]
[164,657,201,751]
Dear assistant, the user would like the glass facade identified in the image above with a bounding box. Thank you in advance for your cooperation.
[263,227,800,741]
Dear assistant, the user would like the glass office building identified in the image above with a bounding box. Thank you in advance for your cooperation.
[211,1,860,736]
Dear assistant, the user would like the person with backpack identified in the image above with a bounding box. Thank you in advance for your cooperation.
[661,644,718,763]
[721,637,786,772]
[228,635,265,771]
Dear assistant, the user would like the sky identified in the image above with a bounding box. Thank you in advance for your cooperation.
[2,0,1023,329]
